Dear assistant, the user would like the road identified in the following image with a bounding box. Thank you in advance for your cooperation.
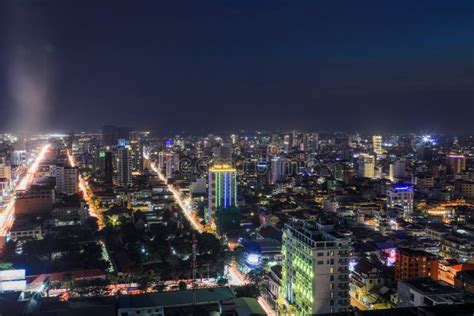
[226,262,276,315]
[0,144,50,239]
[150,162,204,233]
[67,150,105,229]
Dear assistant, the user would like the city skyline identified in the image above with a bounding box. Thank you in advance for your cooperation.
[1,0,473,134]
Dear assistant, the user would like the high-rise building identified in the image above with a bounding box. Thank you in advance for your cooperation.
[212,143,233,162]
[207,163,238,226]
[102,150,114,185]
[129,137,143,173]
[282,220,351,315]
[389,158,406,181]
[358,154,375,179]
[116,146,132,186]
[387,184,414,216]
[447,153,466,175]
[53,165,79,195]
[372,135,383,155]
[10,150,27,166]
[270,157,284,184]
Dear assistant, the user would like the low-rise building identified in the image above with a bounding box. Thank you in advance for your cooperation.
[397,277,465,307]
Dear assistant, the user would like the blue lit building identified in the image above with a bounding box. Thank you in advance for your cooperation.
[387,184,414,216]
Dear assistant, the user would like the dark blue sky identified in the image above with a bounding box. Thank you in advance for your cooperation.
[1,0,473,134]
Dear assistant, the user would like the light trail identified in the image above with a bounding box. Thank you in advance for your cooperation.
[0,144,50,237]
[226,262,275,316]
[67,150,105,229]
[150,162,204,233]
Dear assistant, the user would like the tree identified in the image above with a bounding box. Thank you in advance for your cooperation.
[0,262,13,270]
[178,281,187,290]
[235,284,260,298]
[217,278,228,286]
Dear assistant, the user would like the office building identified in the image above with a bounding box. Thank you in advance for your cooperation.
[358,154,375,179]
[372,135,383,155]
[281,220,351,315]
[389,158,406,181]
[387,184,414,215]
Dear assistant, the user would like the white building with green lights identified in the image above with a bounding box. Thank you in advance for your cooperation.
[281,220,351,315]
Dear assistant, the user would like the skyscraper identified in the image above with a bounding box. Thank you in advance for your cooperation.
[116,146,132,186]
[358,154,375,179]
[207,163,238,228]
[103,150,114,185]
[372,135,383,155]
[282,220,351,315]
[389,158,407,181]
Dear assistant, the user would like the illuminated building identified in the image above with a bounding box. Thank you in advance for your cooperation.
[447,153,466,175]
[10,150,26,166]
[15,188,54,216]
[349,259,393,310]
[53,165,79,195]
[372,135,383,155]
[207,163,238,229]
[457,180,474,198]
[281,220,351,315]
[116,145,132,186]
[387,184,414,216]
[270,157,284,184]
[395,248,436,281]
[0,269,26,293]
[304,133,319,153]
[0,162,12,187]
[432,259,474,286]
[358,154,375,179]
[389,158,406,181]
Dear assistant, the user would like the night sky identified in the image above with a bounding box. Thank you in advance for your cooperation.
[1,0,473,134]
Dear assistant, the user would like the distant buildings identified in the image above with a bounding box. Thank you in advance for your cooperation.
[281,220,351,315]
[372,135,383,155]
[389,158,406,182]
[358,154,375,179]
[447,153,466,175]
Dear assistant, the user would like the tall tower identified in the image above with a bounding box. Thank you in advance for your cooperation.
[207,163,239,232]
[116,146,132,186]
[358,154,375,178]
[372,135,383,155]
